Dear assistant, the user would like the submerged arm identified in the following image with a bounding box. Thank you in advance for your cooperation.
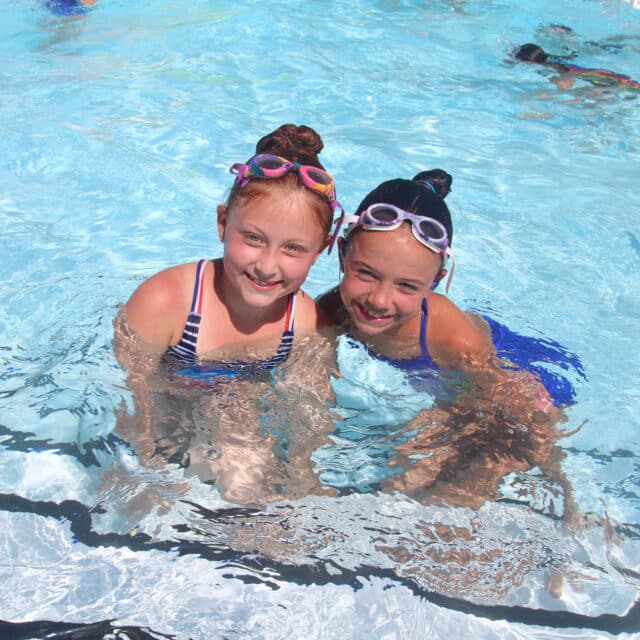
[383,297,569,508]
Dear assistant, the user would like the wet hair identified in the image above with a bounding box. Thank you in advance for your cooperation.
[412,169,452,200]
[254,123,326,169]
[227,124,334,236]
[515,43,550,63]
[352,171,454,246]
[514,43,573,72]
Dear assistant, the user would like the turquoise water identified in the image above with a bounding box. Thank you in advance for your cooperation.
[1,1,640,638]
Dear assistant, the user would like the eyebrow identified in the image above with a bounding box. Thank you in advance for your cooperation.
[350,259,427,287]
[238,222,313,245]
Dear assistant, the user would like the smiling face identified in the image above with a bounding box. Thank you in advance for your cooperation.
[339,224,443,338]
[217,185,328,313]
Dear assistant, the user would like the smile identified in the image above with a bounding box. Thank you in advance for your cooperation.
[354,302,394,323]
[245,272,282,290]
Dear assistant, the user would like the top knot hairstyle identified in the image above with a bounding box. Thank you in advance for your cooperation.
[254,123,326,169]
[226,124,335,237]
[353,170,454,246]
[412,169,453,200]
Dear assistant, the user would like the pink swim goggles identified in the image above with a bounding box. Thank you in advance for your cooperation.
[230,153,346,253]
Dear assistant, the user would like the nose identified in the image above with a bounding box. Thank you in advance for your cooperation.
[368,281,392,311]
[254,248,278,281]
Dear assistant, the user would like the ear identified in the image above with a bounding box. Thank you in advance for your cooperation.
[217,204,228,242]
[431,268,447,291]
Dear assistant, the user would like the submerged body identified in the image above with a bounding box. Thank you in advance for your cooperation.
[115,125,342,503]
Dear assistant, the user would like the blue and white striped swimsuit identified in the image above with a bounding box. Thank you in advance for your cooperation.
[163,259,296,386]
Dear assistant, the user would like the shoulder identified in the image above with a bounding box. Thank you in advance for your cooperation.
[123,262,201,346]
[315,286,346,323]
[294,289,338,330]
[427,293,493,366]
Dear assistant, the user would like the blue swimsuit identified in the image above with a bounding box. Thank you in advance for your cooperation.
[372,296,582,406]
[163,260,296,386]
[45,0,93,16]
[380,298,438,371]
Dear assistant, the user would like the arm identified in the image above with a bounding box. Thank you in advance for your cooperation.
[113,262,197,462]
[428,293,563,426]
[112,308,189,464]
[108,310,192,524]
[315,286,347,324]
[124,264,193,347]
[383,295,569,508]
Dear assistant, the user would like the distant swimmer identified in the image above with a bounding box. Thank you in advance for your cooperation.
[514,43,640,94]
[45,0,97,16]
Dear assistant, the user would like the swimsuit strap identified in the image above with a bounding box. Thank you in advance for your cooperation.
[419,297,429,358]
[195,290,297,373]
[261,291,296,368]
[189,258,208,314]
[166,259,208,361]
[166,261,297,368]
[284,289,296,332]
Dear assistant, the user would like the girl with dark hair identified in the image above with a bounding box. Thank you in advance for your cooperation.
[317,171,490,374]
[317,172,576,509]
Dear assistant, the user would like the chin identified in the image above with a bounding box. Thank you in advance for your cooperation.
[353,318,397,337]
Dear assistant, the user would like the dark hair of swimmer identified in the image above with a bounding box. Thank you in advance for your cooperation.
[515,43,550,64]
[412,169,453,200]
[253,123,327,170]
[353,171,454,246]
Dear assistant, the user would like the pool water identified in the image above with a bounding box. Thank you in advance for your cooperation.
[1,1,640,638]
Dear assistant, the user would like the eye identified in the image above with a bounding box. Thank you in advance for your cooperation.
[355,268,377,281]
[398,282,419,293]
[244,233,262,245]
[284,243,305,254]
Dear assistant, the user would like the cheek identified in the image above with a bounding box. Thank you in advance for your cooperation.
[293,255,318,279]
[278,254,317,285]
[223,234,252,262]
[339,271,366,301]
[396,296,422,317]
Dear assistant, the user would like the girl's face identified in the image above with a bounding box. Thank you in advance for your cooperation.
[217,188,328,311]
[339,224,443,337]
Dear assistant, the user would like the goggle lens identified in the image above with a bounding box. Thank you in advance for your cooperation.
[368,206,398,225]
[230,154,345,255]
[418,218,446,241]
[306,166,332,185]
[256,155,286,170]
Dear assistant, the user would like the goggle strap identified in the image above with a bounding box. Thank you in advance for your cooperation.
[229,163,250,187]
[444,251,455,293]
[327,207,347,255]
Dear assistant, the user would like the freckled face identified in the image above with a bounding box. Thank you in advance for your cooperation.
[339,224,442,337]
[217,189,327,310]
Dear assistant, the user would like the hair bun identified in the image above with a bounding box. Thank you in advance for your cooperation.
[255,124,324,167]
[412,169,452,199]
